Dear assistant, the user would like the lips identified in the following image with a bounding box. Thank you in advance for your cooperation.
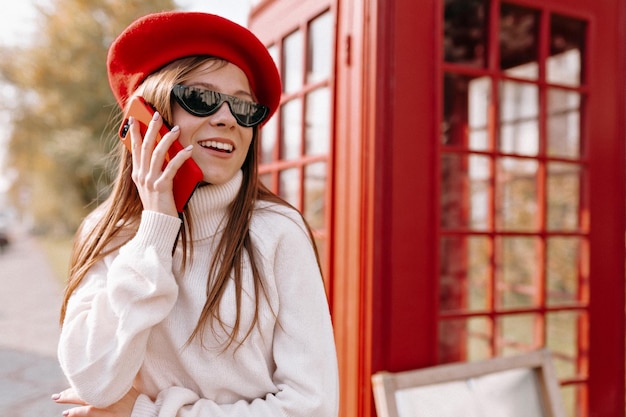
[198,140,234,153]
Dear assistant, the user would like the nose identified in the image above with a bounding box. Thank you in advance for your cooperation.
[209,102,236,127]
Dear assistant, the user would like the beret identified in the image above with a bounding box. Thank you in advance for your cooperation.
[106,11,281,120]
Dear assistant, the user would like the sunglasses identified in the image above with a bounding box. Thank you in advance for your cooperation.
[171,84,269,128]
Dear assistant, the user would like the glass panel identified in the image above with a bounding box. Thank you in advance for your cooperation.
[547,311,588,380]
[267,44,279,71]
[280,99,302,160]
[304,162,327,230]
[496,237,540,309]
[307,11,333,83]
[546,237,584,306]
[314,236,326,276]
[279,168,300,208]
[499,81,539,155]
[547,162,581,231]
[547,89,581,159]
[500,3,540,79]
[497,313,542,356]
[560,384,587,417]
[443,0,489,67]
[441,154,492,230]
[495,157,538,231]
[440,235,492,312]
[259,172,273,191]
[283,30,303,93]
[261,112,278,164]
[439,317,493,363]
[548,14,586,86]
[305,87,331,156]
[442,73,491,150]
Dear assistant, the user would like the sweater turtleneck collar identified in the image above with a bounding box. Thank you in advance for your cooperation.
[185,170,243,240]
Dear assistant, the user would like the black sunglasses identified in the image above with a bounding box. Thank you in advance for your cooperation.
[171,84,269,128]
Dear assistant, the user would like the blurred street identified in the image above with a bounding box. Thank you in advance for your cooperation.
[0,229,68,417]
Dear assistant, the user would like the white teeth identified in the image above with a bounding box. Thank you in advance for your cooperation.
[200,140,234,152]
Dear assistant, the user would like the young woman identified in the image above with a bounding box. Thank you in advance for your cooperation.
[53,11,338,417]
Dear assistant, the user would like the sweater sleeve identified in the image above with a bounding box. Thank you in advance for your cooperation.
[129,211,339,417]
[58,210,182,408]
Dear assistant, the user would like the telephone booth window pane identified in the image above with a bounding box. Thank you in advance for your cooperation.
[279,168,300,208]
[442,73,492,150]
[547,311,588,380]
[548,14,586,86]
[547,162,581,231]
[547,89,581,159]
[304,161,326,230]
[283,30,303,93]
[468,155,491,229]
[281,99,302,160]
[496,158,538,231]
[307,11,333,83]
[305,87,331,155]
[440,235,492,312]
[261,112,278,164]
[560,384,588,417]
[500,3,539,80]
[443,0,489,67]
[547,237,587,306]
[496,237,541,309]
[499,81,539,156]
[260,172,272,189]
[439,317,493,363]
[441,154,492,230]
[497,313,541,355]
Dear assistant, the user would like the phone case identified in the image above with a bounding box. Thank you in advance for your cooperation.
[118,96,203,213]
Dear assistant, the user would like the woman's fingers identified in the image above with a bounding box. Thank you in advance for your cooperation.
[127,110,195,214]
[51,387,87,405]
[52,386,139,416]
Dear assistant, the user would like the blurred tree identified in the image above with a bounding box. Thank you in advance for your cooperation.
[0,0,176,234]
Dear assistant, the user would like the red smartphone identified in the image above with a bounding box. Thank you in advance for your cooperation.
[118,96,203,213]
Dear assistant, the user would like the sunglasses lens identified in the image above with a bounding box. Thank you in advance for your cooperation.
[171,85,269,127]
[172,85,220,116]
[229,100,268,127]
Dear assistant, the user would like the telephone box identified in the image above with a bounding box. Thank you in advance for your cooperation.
[249,0,626,416]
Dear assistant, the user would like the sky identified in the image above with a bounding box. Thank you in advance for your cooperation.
[0,0,252,198]
[0,0,251,45]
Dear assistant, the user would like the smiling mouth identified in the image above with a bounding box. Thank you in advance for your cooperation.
[199,140,234,153]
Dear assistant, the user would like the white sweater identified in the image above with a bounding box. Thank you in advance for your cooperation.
[58,171,339,417]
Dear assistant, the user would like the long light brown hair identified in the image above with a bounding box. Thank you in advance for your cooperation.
[60,56,320,349]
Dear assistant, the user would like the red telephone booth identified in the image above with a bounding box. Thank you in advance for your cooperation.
[249,0,626,416]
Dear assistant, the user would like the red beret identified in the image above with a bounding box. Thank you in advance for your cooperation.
[106,11,281,120]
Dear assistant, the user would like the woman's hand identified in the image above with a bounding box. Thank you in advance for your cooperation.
[128,112,193,217]
[52,387,139,417]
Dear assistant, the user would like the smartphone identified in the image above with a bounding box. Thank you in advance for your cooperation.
[118,96,203,213]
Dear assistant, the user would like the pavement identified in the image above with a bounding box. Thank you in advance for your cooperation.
[0,229,69,417]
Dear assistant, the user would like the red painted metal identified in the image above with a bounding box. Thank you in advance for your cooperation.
[251,0,626,416]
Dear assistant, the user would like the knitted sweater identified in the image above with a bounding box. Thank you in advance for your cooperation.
[58,171,339,417]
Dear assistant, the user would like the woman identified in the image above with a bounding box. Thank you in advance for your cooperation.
[53,11,339,417]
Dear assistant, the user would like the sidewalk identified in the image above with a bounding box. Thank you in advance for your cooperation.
[0,230,68,417]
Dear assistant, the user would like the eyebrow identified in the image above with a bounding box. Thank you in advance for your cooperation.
[189,82,254,100]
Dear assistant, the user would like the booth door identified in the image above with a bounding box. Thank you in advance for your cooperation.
[438,1,624,416]
[249,1,335,288]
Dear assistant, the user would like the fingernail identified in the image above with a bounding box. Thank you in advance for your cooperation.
[62,410,70,416]
[51,393,60,401]
[171,125,179,132]
[128,116,134,125]
[184,145,193,151]
[152,111,160,121]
